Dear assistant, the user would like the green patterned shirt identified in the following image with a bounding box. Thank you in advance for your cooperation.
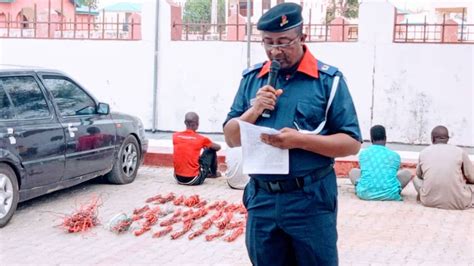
[355,145,402,201]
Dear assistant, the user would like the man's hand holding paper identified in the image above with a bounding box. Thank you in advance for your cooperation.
[260,127,302,150]
[237,120,289,174]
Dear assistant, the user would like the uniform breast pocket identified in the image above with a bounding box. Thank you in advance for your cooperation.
[294,101,325,132]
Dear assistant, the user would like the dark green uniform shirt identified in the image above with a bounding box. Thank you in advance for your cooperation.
[225,48,362,181]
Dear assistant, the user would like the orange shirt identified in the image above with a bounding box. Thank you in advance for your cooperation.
[172,129,212,177]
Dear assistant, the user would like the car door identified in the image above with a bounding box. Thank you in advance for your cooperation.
[39,74,116,179]
[0,74,65,189]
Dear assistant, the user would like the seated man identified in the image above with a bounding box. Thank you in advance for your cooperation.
[350,125,412,201]
[172,112,221,185]
[414,125,474,210]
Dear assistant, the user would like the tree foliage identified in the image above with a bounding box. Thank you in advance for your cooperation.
[326,0,359,23]
[75,0,98,9]
[183,0,226,32]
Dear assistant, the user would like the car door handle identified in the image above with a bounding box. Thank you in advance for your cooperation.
[0,129,20,137]
[68,126,78,132]
[67,124,78,138]
[1,128,17,144]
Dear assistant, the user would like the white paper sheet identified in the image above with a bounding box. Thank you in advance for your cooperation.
[238,120,289,174]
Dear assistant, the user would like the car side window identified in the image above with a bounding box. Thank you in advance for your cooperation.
[42,76,97,117]
[0,76,50,120]
[0,85,13,120]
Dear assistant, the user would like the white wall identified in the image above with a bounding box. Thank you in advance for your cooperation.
[373,44,473,145]
[0,0,472,146]
[1,40,155,125]
[0,1,157,128]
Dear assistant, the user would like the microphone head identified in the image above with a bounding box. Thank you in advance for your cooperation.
[270,60,281,72]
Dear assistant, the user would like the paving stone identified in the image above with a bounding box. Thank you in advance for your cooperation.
[0,167,472,265]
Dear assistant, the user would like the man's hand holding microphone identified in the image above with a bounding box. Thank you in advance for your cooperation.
[254,60,304,150]
[223,60,284,148]
[252,60,283,118]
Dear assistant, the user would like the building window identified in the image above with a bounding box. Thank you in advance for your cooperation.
[262,0,271,10]
[239,0,253,17]
[348,26,358,40]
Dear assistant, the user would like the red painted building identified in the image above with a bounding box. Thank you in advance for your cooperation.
[0,0,97,38]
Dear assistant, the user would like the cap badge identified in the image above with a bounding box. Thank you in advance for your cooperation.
[280,15,288,27]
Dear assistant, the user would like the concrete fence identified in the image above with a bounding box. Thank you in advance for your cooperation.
[0,0,472,146]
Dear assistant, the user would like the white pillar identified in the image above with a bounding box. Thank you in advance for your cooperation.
[468,5,473,23]
[254,0,262,22]
[358,0,395,44]
[211,0,218,33]
[303,1,324,24]
[225,0,229,23]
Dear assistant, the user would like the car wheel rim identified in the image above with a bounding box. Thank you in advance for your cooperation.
[121,143,138,177]
[0,174,14,219]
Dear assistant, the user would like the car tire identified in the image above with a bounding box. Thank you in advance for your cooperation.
[0,163,19,228]
[105,135,141,184]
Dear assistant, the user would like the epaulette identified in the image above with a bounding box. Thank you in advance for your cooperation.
[317,61,339,76]
[242,62,265,76]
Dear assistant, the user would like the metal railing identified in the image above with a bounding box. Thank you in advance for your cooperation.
[172,21,358,42]
[394,12,473,44]
[0,2,141,40]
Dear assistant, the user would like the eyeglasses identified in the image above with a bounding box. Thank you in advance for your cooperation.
[262,35,301,50]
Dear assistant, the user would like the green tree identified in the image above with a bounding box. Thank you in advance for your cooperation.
[326,0,359,23]
[75,0,98,9]
[183,0,226,32]
[344,0,359,18]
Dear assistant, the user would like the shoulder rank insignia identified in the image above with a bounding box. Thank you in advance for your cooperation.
[242,62,265,76]
[317,61,339,76]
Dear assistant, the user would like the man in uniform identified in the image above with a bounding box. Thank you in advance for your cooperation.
[223,3,362,265]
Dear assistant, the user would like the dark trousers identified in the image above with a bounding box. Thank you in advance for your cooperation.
[243,171,339,266]
[175,148,217,186]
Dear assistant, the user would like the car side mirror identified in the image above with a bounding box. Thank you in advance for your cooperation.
[97,102,110,115]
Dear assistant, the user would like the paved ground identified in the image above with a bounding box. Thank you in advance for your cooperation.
[1,166,473,265]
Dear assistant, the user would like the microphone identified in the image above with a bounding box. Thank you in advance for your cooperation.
[262,60,281,118]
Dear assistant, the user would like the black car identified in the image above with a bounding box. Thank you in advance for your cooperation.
[0,65,148,227]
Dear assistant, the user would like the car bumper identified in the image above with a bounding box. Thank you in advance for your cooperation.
[140,139,149,165]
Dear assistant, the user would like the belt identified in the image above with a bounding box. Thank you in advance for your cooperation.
[254,164,334,193]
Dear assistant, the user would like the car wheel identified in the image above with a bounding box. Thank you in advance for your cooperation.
[0,163,19,228]
[105,135,141,184]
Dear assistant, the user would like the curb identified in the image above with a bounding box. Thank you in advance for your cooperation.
[143,151,418,177]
